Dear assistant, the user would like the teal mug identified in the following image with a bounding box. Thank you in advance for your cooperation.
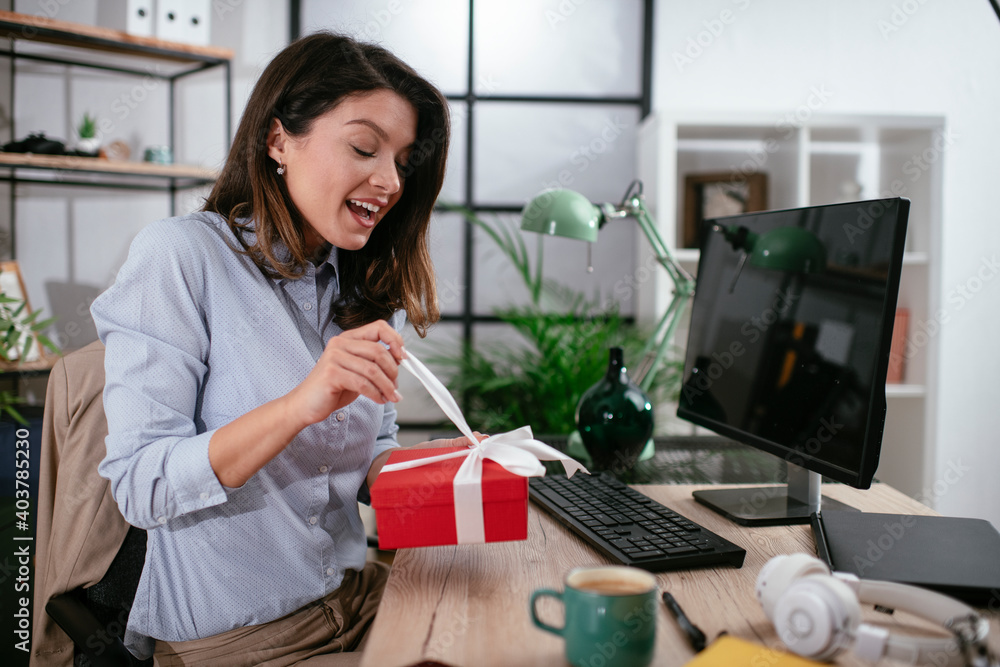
[530,565,658,667]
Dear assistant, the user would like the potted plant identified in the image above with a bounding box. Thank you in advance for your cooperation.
[427,207,682,442]
[76,112,100,156]
[0,290,59,424]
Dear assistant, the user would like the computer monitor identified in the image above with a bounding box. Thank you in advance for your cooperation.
[677,197,909,526]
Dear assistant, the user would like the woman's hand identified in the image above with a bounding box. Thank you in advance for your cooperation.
[410,432,489,449]
[366,432,489,489]
[211,320,405,488]
[285,320,406,429]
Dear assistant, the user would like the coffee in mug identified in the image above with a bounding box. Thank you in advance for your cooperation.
[530,565,658,667]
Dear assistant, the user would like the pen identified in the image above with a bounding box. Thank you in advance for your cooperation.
[662,591,707,653]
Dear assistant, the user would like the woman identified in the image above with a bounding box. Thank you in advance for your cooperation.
[92,32,456,666]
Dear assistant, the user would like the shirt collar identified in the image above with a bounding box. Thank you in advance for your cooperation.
[239,218,339,288]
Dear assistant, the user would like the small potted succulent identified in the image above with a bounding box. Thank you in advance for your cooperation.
[76,112,100,156]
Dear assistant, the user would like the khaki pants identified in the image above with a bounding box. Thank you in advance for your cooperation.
[153,561,389,666]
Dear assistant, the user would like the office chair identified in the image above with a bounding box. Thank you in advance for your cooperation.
[44,525,150,667]
[33,342,384,667]
[32,341,147,667]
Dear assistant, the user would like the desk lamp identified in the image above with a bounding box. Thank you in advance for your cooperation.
[521,180,695,394]
[520,180,693,466]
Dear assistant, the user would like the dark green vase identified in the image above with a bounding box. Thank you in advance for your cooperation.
[576,347,655,472]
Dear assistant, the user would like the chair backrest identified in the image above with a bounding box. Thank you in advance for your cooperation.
[32,341,147,667]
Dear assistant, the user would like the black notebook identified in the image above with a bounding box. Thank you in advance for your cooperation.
[811,510,1000,605]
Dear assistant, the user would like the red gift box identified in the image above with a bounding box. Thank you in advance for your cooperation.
[370,446,529,549]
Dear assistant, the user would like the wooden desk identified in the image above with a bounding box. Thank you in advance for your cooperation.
[361,483,1000,667]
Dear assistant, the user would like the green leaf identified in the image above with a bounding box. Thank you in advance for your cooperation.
[426,208,682,436]
[37,333,60,354]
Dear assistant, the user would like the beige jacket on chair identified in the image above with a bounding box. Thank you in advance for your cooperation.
[30,341,132,667]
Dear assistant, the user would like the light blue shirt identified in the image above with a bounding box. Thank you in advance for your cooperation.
[91,212,402,658]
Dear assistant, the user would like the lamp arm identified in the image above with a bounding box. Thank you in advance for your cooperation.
[601,194,695,391]
[623,196,696,287]
[635,286,690,392]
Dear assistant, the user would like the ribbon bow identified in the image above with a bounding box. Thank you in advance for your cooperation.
[381,350,589,544]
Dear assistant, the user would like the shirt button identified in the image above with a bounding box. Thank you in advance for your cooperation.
[200,492,209,500]
[303,302,313,311]
[309,516,318,525]
[326,568,335,576]
[336,413,346,422]
[157,517,167,524]
[319,465,329,473]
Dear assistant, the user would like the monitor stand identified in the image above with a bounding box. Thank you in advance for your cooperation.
[692,463,858,526]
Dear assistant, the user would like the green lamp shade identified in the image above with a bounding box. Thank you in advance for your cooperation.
[520,189,600,242]
[751,226,826,273]
[722,225,826,273]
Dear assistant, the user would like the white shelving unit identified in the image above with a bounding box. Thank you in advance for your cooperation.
[637,112,944,499]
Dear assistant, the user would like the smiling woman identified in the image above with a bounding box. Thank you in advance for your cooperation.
[205,31,450,337]
[89,32,456,666]
[265,89,418,254]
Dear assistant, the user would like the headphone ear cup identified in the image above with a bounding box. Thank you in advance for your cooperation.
[772,575,862,661]
[756,554,831,621]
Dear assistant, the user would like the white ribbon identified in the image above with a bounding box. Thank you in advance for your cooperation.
[381,349,589,544]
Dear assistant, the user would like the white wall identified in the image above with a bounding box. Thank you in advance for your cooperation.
[10,0,288,362]
[652,0,1000,525]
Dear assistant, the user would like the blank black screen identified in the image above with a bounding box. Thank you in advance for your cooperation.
[677,198,909,488]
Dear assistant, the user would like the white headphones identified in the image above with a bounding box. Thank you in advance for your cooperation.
[756,554,993,666]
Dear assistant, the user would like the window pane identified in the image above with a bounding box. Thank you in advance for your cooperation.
[473,102,640,206]
[300,0,469,95]
[474,0,642,96]
[439,101,468,205]
[396,322,461,424]
[429,211,466,317]
[471,213,636,316]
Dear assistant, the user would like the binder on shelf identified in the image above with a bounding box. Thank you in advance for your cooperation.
[97,0,155,37]
[886,307,909,384]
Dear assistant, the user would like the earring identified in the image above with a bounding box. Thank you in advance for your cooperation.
[276,162,285,175]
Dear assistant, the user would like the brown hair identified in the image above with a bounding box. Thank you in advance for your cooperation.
[203,32,449,336]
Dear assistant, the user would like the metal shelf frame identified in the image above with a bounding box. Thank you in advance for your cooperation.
[0,10,233,258]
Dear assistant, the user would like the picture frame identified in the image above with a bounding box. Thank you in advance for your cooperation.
[682,172,768,249]
[0,260,44,363]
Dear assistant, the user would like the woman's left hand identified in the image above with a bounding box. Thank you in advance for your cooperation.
[366,432,488,488]
[410,431,489,449]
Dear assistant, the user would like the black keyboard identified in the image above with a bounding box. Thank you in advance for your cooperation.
[529,473,746,571]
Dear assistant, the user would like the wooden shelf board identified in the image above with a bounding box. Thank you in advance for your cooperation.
[0,152,219,181]
[670,249,927,266]
[0,354,59,374]
[886,384,926,398]
[0,10,233,63]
